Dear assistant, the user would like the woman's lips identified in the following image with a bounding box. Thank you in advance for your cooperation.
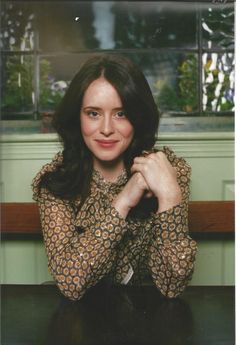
[95,139,119,148]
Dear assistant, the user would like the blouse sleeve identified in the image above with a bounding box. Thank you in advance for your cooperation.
[148,148,197,298]
[32,163,129,301]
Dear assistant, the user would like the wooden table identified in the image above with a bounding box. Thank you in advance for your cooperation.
[1,284,234,345]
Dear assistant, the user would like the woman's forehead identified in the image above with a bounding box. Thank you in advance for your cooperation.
[82,78,123,108]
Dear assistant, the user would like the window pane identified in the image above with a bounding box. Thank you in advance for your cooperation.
[0,1,35,51]
[37,2,99,52]
[36,1,197,52]
[201,3,234,50]
[1,55,34,117]
[39,54,92,111]
[202,52,234,112]
[113,2,197,49]
[155,53,199,113]
[122,52,198,113]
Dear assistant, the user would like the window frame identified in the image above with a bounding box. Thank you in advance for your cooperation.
[0,0,234,136]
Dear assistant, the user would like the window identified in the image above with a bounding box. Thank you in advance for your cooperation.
[1,1,234,134]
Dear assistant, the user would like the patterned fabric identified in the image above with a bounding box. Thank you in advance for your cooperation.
[32,146,197,300]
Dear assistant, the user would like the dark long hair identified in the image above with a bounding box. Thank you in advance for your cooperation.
[40,53,160,209]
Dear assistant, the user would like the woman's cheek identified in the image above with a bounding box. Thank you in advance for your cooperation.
[118,121,134,139]
[81,117,97,136]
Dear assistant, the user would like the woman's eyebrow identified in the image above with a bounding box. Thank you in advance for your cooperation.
[83,106,101,110]
[83,106,124,111]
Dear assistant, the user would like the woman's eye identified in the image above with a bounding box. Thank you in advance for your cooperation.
[116,111,126,118]
[88,111,99,117]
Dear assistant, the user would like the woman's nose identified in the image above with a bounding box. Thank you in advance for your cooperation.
[100,115,114,136]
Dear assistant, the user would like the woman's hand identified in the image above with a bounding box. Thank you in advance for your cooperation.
[112,172,152,219]
[131,151,182,213]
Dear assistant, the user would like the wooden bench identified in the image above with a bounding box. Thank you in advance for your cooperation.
[1,201,234,239]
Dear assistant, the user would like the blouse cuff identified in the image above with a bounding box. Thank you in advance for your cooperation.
[151,200,189,244]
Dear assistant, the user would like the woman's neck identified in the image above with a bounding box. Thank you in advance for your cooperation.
[93,158,125,182]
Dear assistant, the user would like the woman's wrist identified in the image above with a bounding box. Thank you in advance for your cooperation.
[112,196,131,219]
[156,189,182,214]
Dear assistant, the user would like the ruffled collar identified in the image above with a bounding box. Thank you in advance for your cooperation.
[91,168,128,195]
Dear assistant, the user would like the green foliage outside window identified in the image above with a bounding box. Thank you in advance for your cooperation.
[2,58,67,113]
[155,53,234,113]
[178,55,198,112]
[2,57,33,111]
[155,55,198,113]
[39,59,67,111]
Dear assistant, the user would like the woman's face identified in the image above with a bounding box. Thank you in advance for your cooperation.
[80,77,134,170]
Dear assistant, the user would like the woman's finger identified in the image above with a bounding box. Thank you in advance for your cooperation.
[130,162,145,174]
[133,156,148,164]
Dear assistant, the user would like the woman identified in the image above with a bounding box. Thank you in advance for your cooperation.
[32,54,197,301]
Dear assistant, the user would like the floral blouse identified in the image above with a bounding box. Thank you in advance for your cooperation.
[32,146,197,301]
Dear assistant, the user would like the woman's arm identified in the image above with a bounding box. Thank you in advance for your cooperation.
[147,154,197,298]
[130,147,197,297]
[37,188,129,301]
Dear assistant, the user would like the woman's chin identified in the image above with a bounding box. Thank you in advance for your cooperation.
[93,154,124,167]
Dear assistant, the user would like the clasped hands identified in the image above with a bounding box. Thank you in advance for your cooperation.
[112,151,182,219]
